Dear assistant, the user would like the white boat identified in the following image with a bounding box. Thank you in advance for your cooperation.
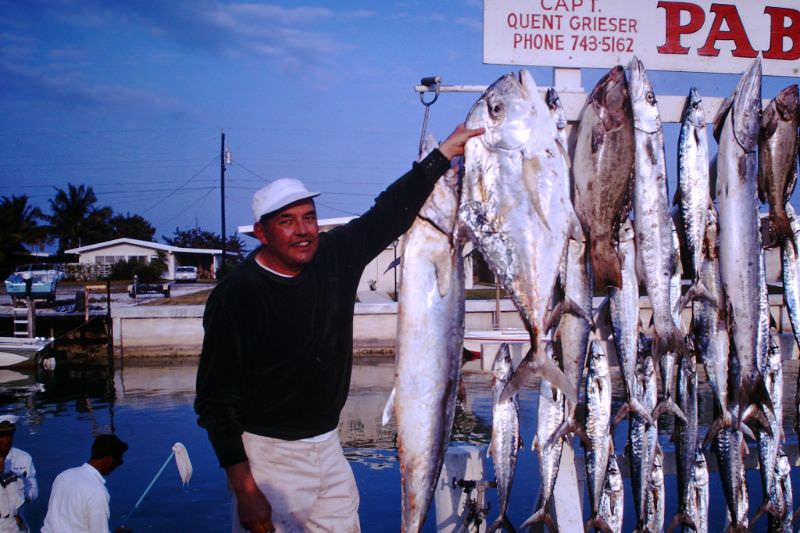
[0,336,53,367]
[463,328,529,371]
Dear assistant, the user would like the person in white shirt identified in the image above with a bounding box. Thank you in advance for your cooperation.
[41,434,130,533]
[0,414,36,532]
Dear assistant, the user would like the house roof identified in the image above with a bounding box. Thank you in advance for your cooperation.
[64,237,222,255]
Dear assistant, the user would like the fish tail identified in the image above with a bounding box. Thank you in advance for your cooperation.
[589,237,622,290]
[769,212,794,244]
[523,505,557,532]
[487,513,516,533]
[652,397,687,423]
[665,511,696,533]
[584,515,613,533]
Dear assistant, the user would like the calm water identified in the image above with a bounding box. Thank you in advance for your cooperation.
[1,357,797,532]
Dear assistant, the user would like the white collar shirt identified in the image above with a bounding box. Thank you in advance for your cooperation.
[41,463,109,533]
[4,447,37,502]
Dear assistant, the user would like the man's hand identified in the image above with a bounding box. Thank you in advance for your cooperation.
[226,462,275,533]
[438,124,485,160]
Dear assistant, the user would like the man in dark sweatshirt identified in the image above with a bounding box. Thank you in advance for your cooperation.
[195,123,483,533]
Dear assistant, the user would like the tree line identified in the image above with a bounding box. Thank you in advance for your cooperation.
[0,183,246,274]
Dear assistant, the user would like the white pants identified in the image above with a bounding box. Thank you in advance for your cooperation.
[232,431,360,533]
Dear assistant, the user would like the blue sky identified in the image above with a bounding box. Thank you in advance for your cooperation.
[1,1,797,251]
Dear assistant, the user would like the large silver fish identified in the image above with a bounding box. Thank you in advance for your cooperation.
[583,341,613,522]
[781,205,800,354]
[394,141,465,533]
[572,65,635,289]
[675,87,711,282]
[714,58,769,415]
[758,83,799,243]
[461,69,578,402]
[487,343,520,533]
[628,56,685,363]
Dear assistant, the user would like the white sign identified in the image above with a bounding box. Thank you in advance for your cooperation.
[483,0,800,76]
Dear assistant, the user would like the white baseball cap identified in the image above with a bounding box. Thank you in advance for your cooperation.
[0,414,18,433]
[252,178,320,221]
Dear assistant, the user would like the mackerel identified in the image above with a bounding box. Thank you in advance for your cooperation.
[629,335,659,529]
[572,65,635,289]
[713,58,769,417]
[754,331,783,526]
[461,69,578,403]
[394,141,464,533]
[675,87,711,281]
[781,205,800,356]
[770,450,792,532]
[591,455,623,533]
[758,83,799,244]
[643,445,665,533]
[713,420,749,532]
[524,342,565,532]
[673,347,698,529]
[628,57,685,364]
[583,340,613,522]
[609,219,642,417]
[487,343,520,533]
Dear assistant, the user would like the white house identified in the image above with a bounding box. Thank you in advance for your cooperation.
[65,238,223,280]
[238,217,475,296]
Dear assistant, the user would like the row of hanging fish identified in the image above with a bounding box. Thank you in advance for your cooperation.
[387,55,799,532]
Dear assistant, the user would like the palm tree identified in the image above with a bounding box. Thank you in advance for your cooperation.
[47,183,112,253]
[0,195,49,264]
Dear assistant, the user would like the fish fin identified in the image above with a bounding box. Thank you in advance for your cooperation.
[500,355,533,403]
[652,398,687,423]
[533,357,578,406]
[381,387,396,426]
[615,399,654,427]
[432,249,454,298]
[665,512,696,533]
[676,279,716,311]
[702,411,732,448]
[544,418,575,450]
[740,403,773,437]
[486,514,516,533]
[584,516,613,533]
[589,237,623,290]
[523,505,557,533]
[561,296,595,328]
[712,93,734,142]
[522,156,550,231]
[544,303,564,336]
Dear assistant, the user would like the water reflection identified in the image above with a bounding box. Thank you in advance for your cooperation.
[0,357,793,532]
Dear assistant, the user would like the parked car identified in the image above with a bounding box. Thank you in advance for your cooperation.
[174,266,198,282]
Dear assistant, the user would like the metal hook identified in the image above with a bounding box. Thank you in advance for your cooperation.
[419,76,441,107]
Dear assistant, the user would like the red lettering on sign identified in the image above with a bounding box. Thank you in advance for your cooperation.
[657,1,705,54]
[697,4,757,58]
[764,7,800,60]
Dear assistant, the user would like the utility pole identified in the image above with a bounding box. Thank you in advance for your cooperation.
[220,129,227,272]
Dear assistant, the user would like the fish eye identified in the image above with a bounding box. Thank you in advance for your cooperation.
[646,91,657,104]
[488,101,504,118]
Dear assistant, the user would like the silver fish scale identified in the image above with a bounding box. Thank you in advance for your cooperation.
[781,206,800,356]
[675,353,698,514]
[713,425,748,530]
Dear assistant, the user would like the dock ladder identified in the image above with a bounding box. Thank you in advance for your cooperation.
[12,304,33,338]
